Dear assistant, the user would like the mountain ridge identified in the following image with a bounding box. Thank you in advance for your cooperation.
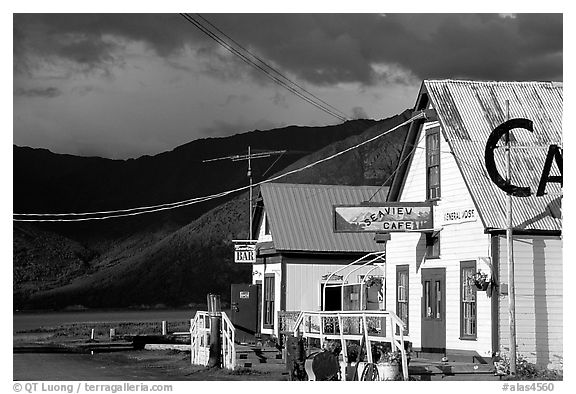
[13,110,412,309]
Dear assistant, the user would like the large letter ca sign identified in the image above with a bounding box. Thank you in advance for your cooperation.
[484,118,562,197]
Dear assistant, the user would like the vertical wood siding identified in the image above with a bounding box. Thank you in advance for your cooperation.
[386,121,493,357]
[284,256,385,312]
[497,235,562,369]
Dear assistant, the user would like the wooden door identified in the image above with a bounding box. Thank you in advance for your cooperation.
[421,268,446,352]
[230,283,260,343]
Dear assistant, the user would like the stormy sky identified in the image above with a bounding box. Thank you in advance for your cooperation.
[13,12,563,159]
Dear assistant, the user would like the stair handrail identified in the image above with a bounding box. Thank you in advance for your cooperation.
[220,312,236,370]
[189,310,236,370]
[190,312,203,366]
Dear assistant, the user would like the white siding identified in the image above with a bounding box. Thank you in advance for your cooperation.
[285,260,385,311]
[386,121,493,357]
[253,211,272,285]
[256,210,272,243]
[497,235,562,369]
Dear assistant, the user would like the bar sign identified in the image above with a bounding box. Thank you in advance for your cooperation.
[234,244,256,263]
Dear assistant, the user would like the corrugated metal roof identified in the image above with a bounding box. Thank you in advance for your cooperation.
[261,183,389,253]
[425,80,562,231]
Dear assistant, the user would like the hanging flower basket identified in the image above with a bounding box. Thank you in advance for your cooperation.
[469,270,490,291]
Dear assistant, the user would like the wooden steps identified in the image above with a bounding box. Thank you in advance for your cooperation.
[235,344,284,368]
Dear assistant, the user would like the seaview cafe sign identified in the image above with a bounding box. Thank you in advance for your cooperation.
[334,202,433,232]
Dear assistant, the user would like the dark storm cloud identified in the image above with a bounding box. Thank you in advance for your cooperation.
[14,13,562,84]
[14,86,62,98]
[13,14,194,75]
[204,13,562,83]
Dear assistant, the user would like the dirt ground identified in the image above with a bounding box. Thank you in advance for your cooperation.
[13,321,288,381]
[14,349,288,381]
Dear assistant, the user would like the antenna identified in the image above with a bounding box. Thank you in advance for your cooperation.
[203,146,286,239]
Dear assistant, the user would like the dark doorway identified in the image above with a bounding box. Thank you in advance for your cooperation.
[230,283,260,344]
[421,268,446,352]
[321,284,342,311]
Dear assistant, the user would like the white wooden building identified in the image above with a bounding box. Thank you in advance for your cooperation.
[384,80,562,368]
[248,80,562,370]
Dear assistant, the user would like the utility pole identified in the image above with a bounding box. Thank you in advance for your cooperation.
[203,147,286,239]
[505,100,517,376]
[248,146,253,240]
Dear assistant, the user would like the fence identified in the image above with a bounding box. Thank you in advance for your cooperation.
[292,310,409,381]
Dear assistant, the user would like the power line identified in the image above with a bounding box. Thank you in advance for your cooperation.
[262,150,286,177]
[179,13,348,122]
[181,13,347,122]
[366,132,427,202]
[195,14,349,120]
[13,113,423,222]
[203,146,286,240]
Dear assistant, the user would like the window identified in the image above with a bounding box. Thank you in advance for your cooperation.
[264,214,271,235]
[424,280,432,318]
[460,261,477,339]
[426,127,441,200]
[435,280,442,319]
[396,265,409,334]
[263,274,275,329]
[426,232,440,258]
[423,279,442,320]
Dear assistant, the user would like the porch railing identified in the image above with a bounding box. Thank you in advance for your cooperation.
[292,310,409,381]
[278,310,301,338]
[190,311,236,370]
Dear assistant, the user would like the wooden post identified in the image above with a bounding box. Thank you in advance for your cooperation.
[505,100,517,376]
[207,294,222,368]
[202,147,285,241]
[248,146,253,239]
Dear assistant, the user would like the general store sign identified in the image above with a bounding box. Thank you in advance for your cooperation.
[334,203,433,232]
[234,243,256,264]
[441,207,478,226]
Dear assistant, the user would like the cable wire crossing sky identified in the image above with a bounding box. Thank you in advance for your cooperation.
[13,13,562,159]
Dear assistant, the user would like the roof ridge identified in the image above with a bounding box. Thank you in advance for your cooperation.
[262,182,386,189]
[425,79,562,85]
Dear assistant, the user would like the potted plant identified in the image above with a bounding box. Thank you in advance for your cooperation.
[364,276,383,288]
[469,270,490,291]
[376,349,402,381]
